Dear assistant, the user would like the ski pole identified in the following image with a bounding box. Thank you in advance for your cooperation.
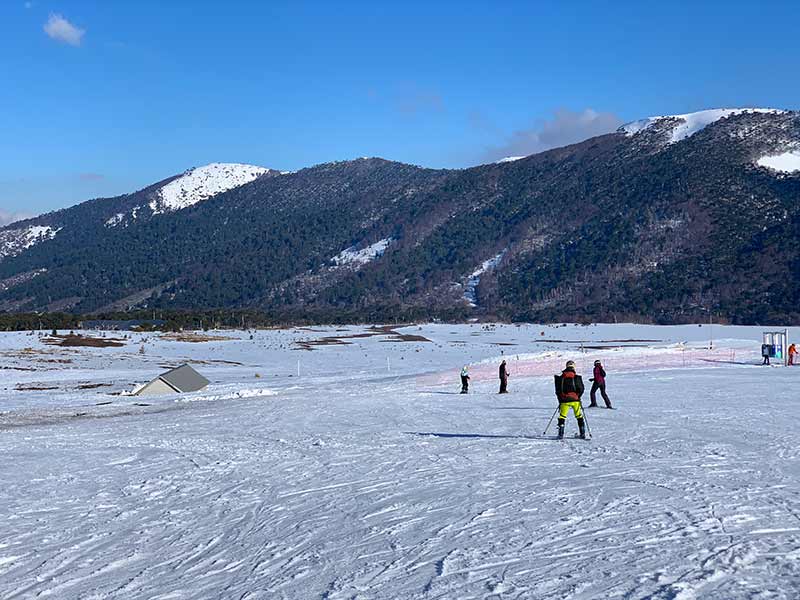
[543,406,559,435]
[579,401,592,439]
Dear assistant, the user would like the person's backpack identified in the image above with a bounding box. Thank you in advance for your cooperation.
[561,373,578,395]
[555,371,581,401]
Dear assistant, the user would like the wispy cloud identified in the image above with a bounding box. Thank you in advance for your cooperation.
[0,210,34,227]
[44,13,85,47]
[395,85,444,116]
[79,172,105,181]
[482,108,623,163]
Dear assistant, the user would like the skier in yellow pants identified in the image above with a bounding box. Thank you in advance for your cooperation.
[554,360,586,439]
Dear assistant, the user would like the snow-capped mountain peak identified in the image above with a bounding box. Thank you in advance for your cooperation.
[620,108,785,142]
[149,163,273,214]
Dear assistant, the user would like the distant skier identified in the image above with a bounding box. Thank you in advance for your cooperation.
[554,360,586,439]
[499,359,509,394]
[789,343,797,366]
[589,359,612,409]
[460,365,470,394]
[762,344,771,365]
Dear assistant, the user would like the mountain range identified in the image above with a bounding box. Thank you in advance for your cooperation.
[1,108,799,324]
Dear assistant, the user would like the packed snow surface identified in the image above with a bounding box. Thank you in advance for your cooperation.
[621,108,784,142]
[1,323,799,599]
[332,237,393,266]
[0,225,59,261]
[150,163,271,214]
[757,149,800,173]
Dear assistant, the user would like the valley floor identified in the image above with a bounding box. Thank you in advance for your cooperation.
[0,323,798,599]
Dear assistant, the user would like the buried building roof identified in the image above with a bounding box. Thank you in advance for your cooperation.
[133,364,210,396]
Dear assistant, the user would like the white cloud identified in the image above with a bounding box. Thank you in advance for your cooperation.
[0,210,34,227]
[43,13,85,47]
[483,108,623,163]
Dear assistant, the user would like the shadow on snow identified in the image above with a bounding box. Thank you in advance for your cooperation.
[404,431,557,441]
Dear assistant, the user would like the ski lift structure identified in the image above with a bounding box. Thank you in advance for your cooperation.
[762,329,789,366]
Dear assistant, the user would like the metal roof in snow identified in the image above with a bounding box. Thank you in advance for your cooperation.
[158,364,210,393]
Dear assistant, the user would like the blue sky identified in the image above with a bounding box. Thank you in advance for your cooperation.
[1,0,799,220]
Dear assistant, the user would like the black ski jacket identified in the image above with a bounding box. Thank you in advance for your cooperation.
[499,363,508,380]
[554,369,584,402]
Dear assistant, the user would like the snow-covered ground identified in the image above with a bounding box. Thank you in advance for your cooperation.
[150,163,272,214]
[757,149,800,173]
[0,225,59,261]
[463,252,506,307]
[332,238,393,267]
[1,323,799,599]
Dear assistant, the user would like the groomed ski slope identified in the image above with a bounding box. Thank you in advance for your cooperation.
[0,323,798,599]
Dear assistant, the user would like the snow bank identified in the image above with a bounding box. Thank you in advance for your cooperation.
[176,388,278,403]
[621,108,784,143]
[150,163,272,214]
[496,156,525,163]
[757,150,800,173]
[332,238,393,266]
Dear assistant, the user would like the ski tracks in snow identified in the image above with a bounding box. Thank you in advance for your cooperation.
[1,333,799,598]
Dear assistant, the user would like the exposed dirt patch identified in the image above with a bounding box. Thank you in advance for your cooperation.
[159,332,237,343]
[380,333,432,343]
[43,334,126,348]
[77,383,113,389]
[295,326,431,350]
[15,384,59,391]
[295,338,353,351]
[581,344,651,350]
[536,338,661,344]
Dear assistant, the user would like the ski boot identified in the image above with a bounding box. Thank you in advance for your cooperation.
[557,418,565,440]
[577,417,586,439]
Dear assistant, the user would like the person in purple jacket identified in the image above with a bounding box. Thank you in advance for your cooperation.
[589,359,613,409]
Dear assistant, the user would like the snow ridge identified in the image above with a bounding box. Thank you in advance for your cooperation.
[620,108,785,143]
[150,163,272,214]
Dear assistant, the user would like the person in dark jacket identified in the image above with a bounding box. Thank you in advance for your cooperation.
[554,360,586,439]
[499,359,509,394]
[589,359,612,408]
[460,365,470,394]
[762,344,771,365]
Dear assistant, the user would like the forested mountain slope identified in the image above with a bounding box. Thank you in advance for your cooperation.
[1,110,798,323]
